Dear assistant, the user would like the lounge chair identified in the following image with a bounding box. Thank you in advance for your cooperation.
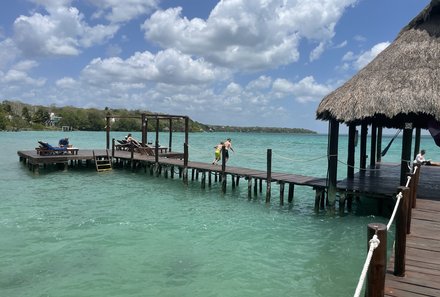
[115,139,131,151]
[36,141,68,155]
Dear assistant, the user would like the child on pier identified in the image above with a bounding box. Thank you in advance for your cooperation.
[212,142,223,165]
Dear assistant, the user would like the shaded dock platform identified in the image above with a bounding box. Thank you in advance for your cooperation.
[385,198,440,296]
[337,163,440,201]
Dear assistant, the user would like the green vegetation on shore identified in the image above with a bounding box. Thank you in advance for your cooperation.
[0,100,316,134]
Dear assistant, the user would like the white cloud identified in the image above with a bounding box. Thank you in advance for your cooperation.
[56,77,77,88]
[142,0,357,71]
[341,42,390,70]
[272,76,332,103]
[81,48,229,86]
[354,42,390,69]
[310,42,326,61]
[12,6,118,57]
[246,76,272,90]
[0,38,18,70]
[0,60,46,87]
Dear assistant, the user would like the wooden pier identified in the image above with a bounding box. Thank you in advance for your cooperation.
[385,198,440,296]
[17,148,328,206]
[17,147,440,296]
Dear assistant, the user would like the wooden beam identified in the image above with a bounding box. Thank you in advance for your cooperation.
[328,119,339,205]
[347,124,356,179]
[370,123,377,168]
[400,123,413,186]
[360,122,368,171]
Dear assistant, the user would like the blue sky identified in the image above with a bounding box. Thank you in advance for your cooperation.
[0,0,430,133]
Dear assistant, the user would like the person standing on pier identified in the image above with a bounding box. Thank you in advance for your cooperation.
[224,138,234,163]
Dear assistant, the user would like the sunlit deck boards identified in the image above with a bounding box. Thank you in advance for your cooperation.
[385,199,440,296]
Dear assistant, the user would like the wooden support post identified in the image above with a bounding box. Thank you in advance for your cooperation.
[215,172,218,182]
[366,223,387,297]
[328,120,339,205]
[376,126,383,163]
[208,171,212,186]
[169,118,173,152]
[253,178,258,196]
[231,175,235,189]
[112,138,115,159]
[164,166,168,178]
[236,175,240,186]
[314,189,320,212]
[370,123,377,168]
[221,145,227,193]
[248,177,252,198]
[360,122,368,172]
[171,166,174,179]
[141,113,146,146]
[407,173,414,234]
[259,179,262,193]
[183,117,189,185]
[347,194,353,212]
[339,192,346,214]
[279,182,285,205]
[412,165,421,209]
[413,127,421,162]
[155,116,160,164]
[394,187,410,276]
[347,124,356,179]
[266,149,272,203]
[400,123,413,186]
[196,169,199,180]
[106,116,110,149]
[130,144,134,172]
[191,168,195,181]
[201,171,206,189]
[183,143,188,185]
[288,183,294,203]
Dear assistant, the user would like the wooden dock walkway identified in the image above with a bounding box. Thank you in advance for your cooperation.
[385,198,440,296]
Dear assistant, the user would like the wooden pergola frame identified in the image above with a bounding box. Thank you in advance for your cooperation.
[105,113,189,167]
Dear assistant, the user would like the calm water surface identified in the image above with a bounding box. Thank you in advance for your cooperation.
[1,131,437,297]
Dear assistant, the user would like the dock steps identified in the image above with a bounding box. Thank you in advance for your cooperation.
[93,150,112,172]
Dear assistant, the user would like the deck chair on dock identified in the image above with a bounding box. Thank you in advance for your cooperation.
[115,139,131,151]
[36,141,68,155]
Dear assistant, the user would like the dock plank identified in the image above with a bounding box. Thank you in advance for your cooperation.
[385,198,440,297]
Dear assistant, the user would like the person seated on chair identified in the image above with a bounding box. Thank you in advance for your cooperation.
[126,133,140,146]
[414,149,431,165]
[58,138,69,147]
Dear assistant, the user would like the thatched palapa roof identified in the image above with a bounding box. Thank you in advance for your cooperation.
[316,0,440,129]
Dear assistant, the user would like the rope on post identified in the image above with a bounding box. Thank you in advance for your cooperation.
[387,191,403,231]
[353,234,381,297]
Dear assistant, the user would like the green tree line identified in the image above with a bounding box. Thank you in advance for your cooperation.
[0,100,316,134]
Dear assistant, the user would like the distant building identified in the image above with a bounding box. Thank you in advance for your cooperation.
[47,112,62,126]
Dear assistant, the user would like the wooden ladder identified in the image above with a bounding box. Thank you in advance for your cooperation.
[93,150,112,172]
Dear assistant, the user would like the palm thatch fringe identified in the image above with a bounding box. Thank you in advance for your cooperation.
[316,0,440,129]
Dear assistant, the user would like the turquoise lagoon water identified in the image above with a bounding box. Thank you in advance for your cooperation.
[1,131,437,297]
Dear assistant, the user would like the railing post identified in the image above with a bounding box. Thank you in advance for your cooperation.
[112,138,115,159]
[183,143,188,185]
[394,186,410,276]
[412,165,421,208]
[366,223,387,297]
[266,149,272,203]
